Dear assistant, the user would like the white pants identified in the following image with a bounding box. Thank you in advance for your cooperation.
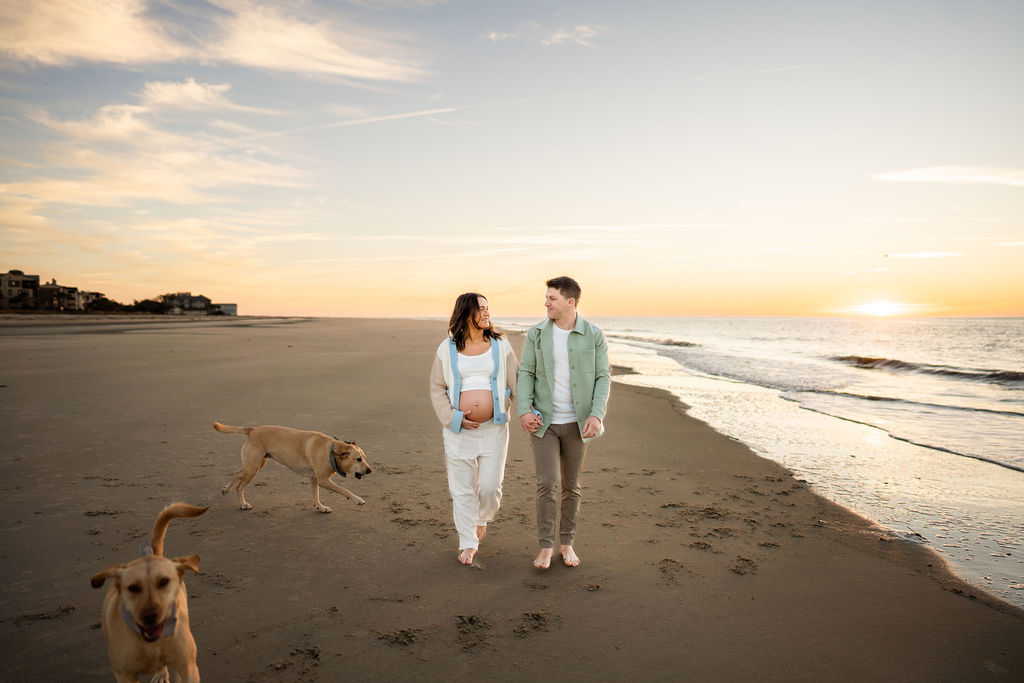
[443,420,509,550]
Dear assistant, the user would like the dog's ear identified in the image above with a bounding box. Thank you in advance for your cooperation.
[91,564,125,588]
[173,554,201,577]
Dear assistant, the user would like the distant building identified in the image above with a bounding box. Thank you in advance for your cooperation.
[1,269,40,309]
[213,303,238,316]
[78,291,104,310]
[38,279,79,311]
[160,292,212,315]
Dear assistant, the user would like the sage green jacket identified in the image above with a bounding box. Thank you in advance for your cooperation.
[516,315,610,441]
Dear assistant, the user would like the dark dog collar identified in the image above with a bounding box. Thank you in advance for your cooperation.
[328,440,345,477]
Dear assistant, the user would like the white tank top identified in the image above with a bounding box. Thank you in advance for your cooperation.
[458,351,493,392]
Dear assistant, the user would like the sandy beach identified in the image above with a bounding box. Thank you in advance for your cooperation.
[1,316,1021,681]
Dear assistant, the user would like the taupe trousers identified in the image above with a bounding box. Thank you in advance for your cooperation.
[531,422,587,549]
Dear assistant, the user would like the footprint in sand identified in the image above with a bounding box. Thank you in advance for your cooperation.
[513,609,557,638]
[377,628,422,646]
[731,556,758,575]
[455,614,490,650]
[658,558,691,584]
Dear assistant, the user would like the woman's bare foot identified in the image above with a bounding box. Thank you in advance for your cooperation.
[533,548,553,569]
[458,548,476,565]
[560,545,580,567]
[476,525,487,541]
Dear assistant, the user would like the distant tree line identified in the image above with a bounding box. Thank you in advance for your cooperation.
[84,296,182,314]
[82,296,228,315]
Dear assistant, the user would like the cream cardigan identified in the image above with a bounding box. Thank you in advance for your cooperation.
[429,335,518,433]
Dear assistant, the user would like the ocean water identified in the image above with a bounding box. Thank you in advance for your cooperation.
[500,316,1024,607]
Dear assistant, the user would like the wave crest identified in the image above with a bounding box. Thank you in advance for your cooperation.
[832,355,1024,387]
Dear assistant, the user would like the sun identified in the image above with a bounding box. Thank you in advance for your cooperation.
[849,301,905,317]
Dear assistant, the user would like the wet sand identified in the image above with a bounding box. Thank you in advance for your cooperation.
[1,316,1021,681]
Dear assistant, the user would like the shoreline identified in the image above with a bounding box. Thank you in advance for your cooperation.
[1,317,1021,680]
[606,341,1024,610]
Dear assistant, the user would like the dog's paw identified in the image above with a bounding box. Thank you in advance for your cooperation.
[239,503,253,510]
[151,666,171,683]
[316,505,333,513]
[354,497,366,505]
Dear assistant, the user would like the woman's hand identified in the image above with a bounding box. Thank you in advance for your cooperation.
[462,410,481,430]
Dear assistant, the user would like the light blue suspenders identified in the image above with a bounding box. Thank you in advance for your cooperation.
[448,338,508,433]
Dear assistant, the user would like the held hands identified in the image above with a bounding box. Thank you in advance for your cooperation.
[461,410,480,430]
[519,413,599,437]
[520,412,542,434]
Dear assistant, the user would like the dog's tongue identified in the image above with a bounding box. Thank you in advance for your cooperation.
[141,623,164,642]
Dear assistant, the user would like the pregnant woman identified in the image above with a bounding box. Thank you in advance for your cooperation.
[429,292,518,565]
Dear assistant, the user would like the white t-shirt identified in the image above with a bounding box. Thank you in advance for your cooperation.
[551,325,577,424]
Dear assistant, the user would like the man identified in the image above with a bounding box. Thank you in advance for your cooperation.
[517,276,610,569]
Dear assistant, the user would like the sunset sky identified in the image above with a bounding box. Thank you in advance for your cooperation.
[2,0,1022,318]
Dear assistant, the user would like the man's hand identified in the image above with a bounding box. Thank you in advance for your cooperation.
[582,416,602,438]
[520,413,542,434]
[462,410,480,430]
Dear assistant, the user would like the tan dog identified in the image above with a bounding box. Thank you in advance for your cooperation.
[91,502,209,683]
[214,421,372,512]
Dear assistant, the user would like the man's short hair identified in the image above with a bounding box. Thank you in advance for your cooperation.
[546,276,581,304]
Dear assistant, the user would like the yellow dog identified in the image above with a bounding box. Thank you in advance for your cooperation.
[91,502,208,682]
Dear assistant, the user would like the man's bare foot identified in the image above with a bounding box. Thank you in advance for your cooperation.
[560,545,580,567]
[533,548,553,569]
[458,548,476,565]
[476,525,487,541]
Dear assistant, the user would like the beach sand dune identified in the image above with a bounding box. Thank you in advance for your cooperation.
[0,317,1021,681]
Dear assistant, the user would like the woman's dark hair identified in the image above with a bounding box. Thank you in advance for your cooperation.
[448,292,503,351]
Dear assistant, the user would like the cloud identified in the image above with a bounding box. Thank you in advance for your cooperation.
[2,122,306,207]
[0,0,425,82]
[30,104,161,143]
[0,149,305,207]
[884,252,963,259]
[485,21,606,47]
[485,31,519,43]
[0,196,111,256]
[141,79,278,114]
[0,0,192,65]
[542,25,605,47]
[8,80,308,208]
[343,0,451,7]
[871,166,1024,188]
[220,106,459,144]
[209,1,424,81]
[293,247,530,264]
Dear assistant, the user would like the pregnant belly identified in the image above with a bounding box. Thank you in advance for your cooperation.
[458,389,494,422]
